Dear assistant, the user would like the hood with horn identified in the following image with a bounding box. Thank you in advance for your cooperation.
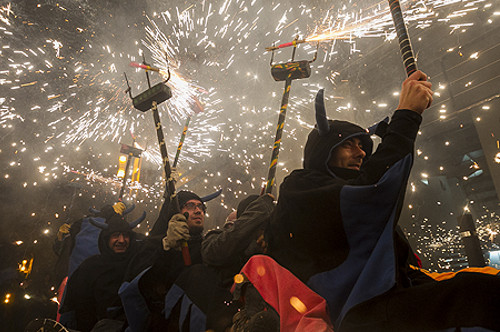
[89,211,146,256]
[88,202,135,217]
[303,89,374,176]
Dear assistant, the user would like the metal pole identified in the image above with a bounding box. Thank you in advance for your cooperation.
[173,116,191,169]
[150,100,191,265]
[265,75,293,194]
[388,0,418,77]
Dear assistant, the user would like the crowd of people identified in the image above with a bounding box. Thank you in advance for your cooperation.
[52,71,500,332]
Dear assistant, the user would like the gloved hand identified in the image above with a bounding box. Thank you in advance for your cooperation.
[57,223,71,241]
[162,213,191,251]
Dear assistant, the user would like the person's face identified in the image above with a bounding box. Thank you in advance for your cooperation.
[181,199,205,232]
[328,137,366,171]
[108,232,130,253]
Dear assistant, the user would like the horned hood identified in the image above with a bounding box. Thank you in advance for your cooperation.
[303,89,373,176]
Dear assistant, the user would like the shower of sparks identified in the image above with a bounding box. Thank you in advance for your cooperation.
[0,0,499,303]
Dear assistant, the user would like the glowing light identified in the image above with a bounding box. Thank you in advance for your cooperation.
[234,274,245,284]
[494,152,500,163]
[290,296,307,314]
[257,265,266,276]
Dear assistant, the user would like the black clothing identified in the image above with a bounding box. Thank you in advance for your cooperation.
[268,107,500,331]
[202,194,274,285]
[342,272,500,332]
[136,234,204,331]
[60,215,138,332]
[236,194,260,218]
[269,109,422,283]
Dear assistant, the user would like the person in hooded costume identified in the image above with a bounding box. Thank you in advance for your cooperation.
[121,190,220,331]
[59,210,145,332]
[267,70,500,331]
[53,202,132,285]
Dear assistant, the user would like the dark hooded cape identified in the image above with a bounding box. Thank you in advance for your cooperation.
[59,216,138,332]
[268,109,422,329]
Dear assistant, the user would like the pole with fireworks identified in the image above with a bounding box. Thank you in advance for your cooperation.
[125,56,191,266]
[173,116,190,169]
[263,37,319,194]
[172,97,204,170]
[117,142,143,200]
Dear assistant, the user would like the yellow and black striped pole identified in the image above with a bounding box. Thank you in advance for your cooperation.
[173,116,191,169]
[264,39,316,194]
[126,55,191,265]
[151,100,191,266]
[264,74,293,194]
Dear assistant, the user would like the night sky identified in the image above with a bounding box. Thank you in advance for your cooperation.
[1,0,499,318]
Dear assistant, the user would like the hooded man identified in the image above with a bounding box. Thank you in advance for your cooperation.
[59,211,145,332]
[53,202,129,285]
[266,70,500,331]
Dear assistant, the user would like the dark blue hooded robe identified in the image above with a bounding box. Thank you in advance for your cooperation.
[268,106,422,329]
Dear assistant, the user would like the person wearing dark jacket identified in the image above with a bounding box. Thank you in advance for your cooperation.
[268,70,500,331]
[59,211,145,332]
[123,191,207,331]
[52,202,129,286]
[202,194,275,286]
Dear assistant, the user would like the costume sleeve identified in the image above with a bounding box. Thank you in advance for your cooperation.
[351,109,422,185]
[60,260,97,332]
[149,197,173,237]
[202,195,274,267]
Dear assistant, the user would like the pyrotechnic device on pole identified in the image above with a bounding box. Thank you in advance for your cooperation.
[118,143,143,200]
[173,116,190,170]
[263,37,319,194]
[125,55,191,266]
[388,0,418,77]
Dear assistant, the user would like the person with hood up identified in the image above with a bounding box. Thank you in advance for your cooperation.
[267,70,500,331]
[59,210,145,332]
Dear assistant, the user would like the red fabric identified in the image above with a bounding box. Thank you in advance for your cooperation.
[238,255,334,331]
[414,253,422,268]
[56,276,68,322]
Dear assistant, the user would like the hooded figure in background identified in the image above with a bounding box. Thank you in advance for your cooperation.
[59,211,145,332]
[53,202,131,285]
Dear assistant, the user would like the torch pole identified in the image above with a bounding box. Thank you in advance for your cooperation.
[264,75,293,194]
[173,116,191,169]
[151,101,191,266]
[388,0,418,77]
